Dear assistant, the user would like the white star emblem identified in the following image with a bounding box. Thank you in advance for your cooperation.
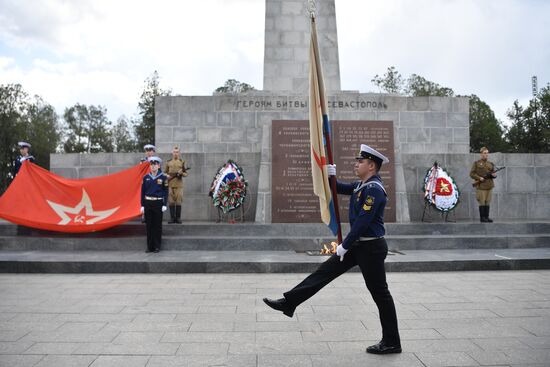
[46,189,120,225]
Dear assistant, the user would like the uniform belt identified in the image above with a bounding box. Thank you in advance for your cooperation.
[145,196,163,201]
[358,237,383,242]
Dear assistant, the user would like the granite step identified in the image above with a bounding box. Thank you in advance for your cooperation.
[1,248,549,273]
[0,233,549,252]
[1,221,549,237]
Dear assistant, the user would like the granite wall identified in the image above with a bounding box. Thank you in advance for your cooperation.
[403,153,550,221]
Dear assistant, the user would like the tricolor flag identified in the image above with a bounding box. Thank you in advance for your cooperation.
[0,161,150,233]
[309,16,339,236]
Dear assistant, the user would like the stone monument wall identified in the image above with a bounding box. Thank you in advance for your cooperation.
[403,153,550,221]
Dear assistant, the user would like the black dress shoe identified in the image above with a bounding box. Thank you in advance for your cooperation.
[366,341,402,354]
[145,249,152,253]
[263,297,294,318]
[153,248,160,253]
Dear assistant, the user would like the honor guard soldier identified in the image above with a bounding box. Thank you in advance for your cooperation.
[263,144,401,355]
[140,156,168,253]
[164,146,188,224]
[140,144,156,163]
[14,142,35,177]
[470,146,497,222]
[139,144,156,223]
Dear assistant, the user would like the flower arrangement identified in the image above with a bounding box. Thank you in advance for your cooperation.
[209,160,248,213]
[422,161,460,212]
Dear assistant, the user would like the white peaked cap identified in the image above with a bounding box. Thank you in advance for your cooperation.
[147,156,162,164]
[356,144,389,164]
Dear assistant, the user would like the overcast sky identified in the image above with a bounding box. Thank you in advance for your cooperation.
[1,0,549,125]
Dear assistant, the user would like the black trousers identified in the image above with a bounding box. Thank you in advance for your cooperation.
[284,238,400,345]
[144,200,163,251]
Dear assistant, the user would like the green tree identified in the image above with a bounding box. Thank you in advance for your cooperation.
[214,79,256,94]
[134,71,172,148]
[25,96,62,169]
[0,84,28,192]
[0,84,61,193]
[405,74,454,97]
[469,94,508,152]
[371,66,404,94]
[112,115,136,152]
[63,104,113,153]
[505,86,550,153]
[372,66,512,153]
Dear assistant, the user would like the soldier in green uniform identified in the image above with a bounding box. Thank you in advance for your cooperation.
[470,147,497,222]
[164,146,188,224]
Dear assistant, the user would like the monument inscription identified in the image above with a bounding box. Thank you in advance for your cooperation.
[331,121,396,222]
[271,121,321,223]
[272,120,396,223]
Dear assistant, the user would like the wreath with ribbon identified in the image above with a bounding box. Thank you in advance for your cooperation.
[209,160,248,214]
[422,161,460,212]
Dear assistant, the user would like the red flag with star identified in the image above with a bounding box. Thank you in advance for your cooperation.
[0,161,150,233]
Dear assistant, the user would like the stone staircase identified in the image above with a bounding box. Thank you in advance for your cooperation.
[0,221,549,273]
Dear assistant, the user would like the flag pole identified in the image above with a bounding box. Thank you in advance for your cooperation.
[310,13,343,243]
[323,117,343,243]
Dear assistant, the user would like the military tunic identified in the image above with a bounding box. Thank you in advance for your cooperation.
[164,158,187,205]
[470,159,495,190]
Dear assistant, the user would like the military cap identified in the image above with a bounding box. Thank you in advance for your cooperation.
[147,156,162,164]
[18,141,31,149]
[143,144,156,151]
[355,144,389,166]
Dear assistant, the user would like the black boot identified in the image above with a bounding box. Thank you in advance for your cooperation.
[366,340,402,354]
[175,205,182,224]
[168,206,176,224]
[485,206,493,223]
[263,298,295,318]
[479,206,487,222]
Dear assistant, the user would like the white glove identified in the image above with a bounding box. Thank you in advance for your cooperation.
[336,244,348,262]
[327,164,336,176]
[162,206,167,212]
[140,207,144,214]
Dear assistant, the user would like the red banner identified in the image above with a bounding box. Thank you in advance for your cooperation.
[0,161,150,233]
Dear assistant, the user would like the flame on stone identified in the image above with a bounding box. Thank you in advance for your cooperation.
[320,241,338,255]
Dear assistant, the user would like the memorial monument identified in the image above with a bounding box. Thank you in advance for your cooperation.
[50,0,550,223]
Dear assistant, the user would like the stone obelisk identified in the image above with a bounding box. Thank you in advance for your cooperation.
[263,0,340,93]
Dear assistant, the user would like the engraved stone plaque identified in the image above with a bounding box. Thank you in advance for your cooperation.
[331,121,396,223]
[272,120,395,223]
[271,120,321,223]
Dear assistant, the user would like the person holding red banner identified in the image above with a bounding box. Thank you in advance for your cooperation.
[140,144,156,163]
[141,156,168,253]
[13,142,35,177]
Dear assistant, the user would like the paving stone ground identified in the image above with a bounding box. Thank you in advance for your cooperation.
[0,271,549,367]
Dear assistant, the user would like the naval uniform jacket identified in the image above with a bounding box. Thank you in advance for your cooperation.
[13,155,35,176]
[336,175,387,250]
[141,171,168,206]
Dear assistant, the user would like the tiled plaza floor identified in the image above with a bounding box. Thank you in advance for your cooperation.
[0,271,549,366]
